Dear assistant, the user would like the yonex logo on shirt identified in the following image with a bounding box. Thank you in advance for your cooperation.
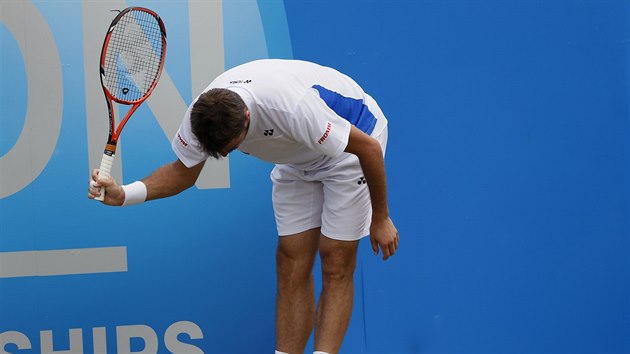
[264,129,274,136]
[317,122,332,144]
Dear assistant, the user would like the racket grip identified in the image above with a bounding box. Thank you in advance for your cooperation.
[94,153,115,201]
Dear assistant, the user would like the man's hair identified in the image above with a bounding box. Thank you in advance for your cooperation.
[190,88,247,159]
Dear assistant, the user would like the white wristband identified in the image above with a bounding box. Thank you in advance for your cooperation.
[122,181,147,206]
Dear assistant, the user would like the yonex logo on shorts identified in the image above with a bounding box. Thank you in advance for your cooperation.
[317,121,332,144]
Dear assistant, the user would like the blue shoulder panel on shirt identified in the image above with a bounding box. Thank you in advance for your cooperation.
[312,84,377,135]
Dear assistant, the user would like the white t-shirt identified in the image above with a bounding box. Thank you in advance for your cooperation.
[172,59,387,171]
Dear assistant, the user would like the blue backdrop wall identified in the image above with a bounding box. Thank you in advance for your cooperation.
[1,1,628,353]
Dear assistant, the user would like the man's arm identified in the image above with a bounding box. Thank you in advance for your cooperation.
[88,159,205,206]
[344,126,399,260]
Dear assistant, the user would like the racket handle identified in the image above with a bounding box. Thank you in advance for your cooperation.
[94,152,115,201]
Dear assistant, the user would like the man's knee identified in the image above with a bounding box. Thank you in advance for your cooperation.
[276,229,320,282]
[277,246,315,281]
[319,236,358,281]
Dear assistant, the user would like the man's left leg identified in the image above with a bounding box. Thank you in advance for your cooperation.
[313,234,359,354]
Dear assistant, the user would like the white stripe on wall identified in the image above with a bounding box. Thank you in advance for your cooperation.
[0,246,127,278]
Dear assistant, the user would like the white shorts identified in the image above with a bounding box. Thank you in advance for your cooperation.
[270,128,388,241]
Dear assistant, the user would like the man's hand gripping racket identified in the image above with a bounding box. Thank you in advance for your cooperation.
[90,7,166,201]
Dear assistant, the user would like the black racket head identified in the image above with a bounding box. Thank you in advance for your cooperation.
[100,7,167,104]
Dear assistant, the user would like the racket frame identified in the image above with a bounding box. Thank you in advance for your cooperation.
[94,7,167,201]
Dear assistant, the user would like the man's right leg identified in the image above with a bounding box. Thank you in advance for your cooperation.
[276,227,320,354]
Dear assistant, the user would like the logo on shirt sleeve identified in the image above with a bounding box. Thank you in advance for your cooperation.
[177,132,189,148]
[317,122,333,144]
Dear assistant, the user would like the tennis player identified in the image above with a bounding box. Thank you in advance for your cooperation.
[89,59,399,354]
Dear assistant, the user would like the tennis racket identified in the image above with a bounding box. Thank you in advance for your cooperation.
[93,7,167,201]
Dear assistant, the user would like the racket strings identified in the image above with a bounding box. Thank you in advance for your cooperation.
[103,9,164,102]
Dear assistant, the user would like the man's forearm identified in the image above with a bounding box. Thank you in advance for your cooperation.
[142,159,205,201]
[356,142,390,222]
[343,126,390,222]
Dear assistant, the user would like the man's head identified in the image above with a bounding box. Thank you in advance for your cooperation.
[190,88,249,159]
